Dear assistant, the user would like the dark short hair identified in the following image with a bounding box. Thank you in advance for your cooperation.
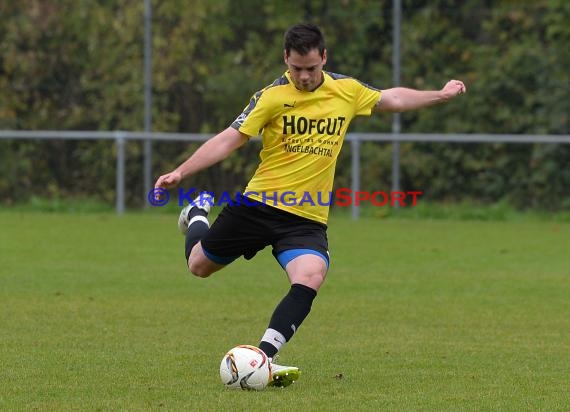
[284,23,326,57]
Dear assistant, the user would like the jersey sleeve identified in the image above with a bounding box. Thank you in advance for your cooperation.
[354,80,382,116]
[230,89,272,137]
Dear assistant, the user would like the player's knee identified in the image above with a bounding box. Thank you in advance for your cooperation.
[285,254,328,290]
[187,259,213,278]
[310,270,327,287]
[295,267,327,290]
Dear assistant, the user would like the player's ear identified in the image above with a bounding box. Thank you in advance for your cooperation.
[283,50,288,65]
[322,49,327,65]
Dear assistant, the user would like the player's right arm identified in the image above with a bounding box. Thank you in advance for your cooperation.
[154,127,249,189]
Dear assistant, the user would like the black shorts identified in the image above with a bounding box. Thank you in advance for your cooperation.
[201,199,329,268]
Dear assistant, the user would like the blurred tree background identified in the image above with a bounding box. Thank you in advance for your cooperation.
[0,0,568,209]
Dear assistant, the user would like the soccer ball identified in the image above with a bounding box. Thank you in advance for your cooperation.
[219,345,271,390]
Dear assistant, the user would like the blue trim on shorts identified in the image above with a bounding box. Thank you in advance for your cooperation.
[202,247,239,265]
[276,248,330,269]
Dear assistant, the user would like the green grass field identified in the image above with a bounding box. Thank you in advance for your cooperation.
[1,211,569,411]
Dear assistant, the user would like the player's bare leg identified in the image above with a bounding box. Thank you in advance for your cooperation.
[285,254,328,291]
[187,242,224,278]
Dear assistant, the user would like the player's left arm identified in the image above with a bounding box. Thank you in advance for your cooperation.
[375,80,466,113]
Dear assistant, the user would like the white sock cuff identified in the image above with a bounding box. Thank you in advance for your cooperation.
[188,215,209,227]
[260,328,287,352]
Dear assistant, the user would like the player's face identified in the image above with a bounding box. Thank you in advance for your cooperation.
[284,48,327,92]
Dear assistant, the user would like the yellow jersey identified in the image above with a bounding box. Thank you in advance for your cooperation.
[231,70,381,224]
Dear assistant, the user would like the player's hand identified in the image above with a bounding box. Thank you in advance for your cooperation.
[440,80,467,100]
[154,171,183,190]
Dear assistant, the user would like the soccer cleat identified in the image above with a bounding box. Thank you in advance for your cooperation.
[268,360,301,388]
[177,191,215,234]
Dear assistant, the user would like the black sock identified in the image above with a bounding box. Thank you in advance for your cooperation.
[258,283,317,358]
[184,208,209,260]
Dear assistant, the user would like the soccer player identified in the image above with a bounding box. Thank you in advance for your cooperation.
[154,23,466,387]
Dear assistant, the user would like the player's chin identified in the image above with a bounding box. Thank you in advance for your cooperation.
[293,81,310,91]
